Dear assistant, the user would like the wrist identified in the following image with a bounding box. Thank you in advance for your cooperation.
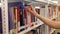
[35,13,40,18]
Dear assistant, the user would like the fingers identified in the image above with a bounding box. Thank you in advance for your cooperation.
[25,5,35,11]
[25,6,32,13]
[30,5,34,9]
[29,5,35,11]
[24,5,36,14]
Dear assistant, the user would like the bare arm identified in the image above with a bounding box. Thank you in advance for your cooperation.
[36,14,60,29]
[26,5,60,29]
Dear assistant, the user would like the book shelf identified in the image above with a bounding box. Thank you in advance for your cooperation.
[20,23,43,34]
[0,0,58,34]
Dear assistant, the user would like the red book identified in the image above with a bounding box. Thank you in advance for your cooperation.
[24,7,31,28]
[14,7,20,23]
[14,7,20,34]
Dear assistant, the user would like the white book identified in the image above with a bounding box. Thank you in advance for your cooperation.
[26,11,31,28]
[35,6,41,24]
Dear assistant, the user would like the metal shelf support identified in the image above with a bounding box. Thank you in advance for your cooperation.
[1,0,9,34]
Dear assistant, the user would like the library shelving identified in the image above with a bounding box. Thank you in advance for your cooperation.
[20,23,44,34]
[0,0,58,34]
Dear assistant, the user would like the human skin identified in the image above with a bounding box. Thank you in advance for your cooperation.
[25,5,60,29]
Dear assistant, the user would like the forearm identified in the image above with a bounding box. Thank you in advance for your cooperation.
[35,13,60,29]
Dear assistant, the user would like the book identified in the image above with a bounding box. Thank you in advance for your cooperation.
[48,7,53,18]
[8,2,21,34]
[14,6,20,28]
[19,2,25,26]
[35,7,41,24]
[0,8,2,34]
[8,6,20,34]
[19,2,26,32]
[14,6,20,34]
[24,8,29,29]
[53,8,56,18]
[31,14,36,27]
[8,7,15,34]
[26,10,31,27]
[24,5,33,27]
[36,28,40,34]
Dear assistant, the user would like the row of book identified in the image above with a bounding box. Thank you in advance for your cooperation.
[0,1,57,34]
[8,2,46,34]
[48,6,57,34]
[48,6,56,19]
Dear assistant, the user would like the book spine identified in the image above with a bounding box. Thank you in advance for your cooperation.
[0,8,2,34]
[8,2,21,34]
[8,7,15,34]
[24,5,32,28]
[35,8,41,24]
[14,6,20,32]
[26,11,31,28]
[19,2,26,32]
[49,7,53,18]
[19,2,25,26]
[31,14,35,27]
[14,7,18,34]
[24,8,28,29]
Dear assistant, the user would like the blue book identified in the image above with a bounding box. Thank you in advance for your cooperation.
[19,2,25,26]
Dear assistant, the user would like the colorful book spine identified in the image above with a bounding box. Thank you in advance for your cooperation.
[24,4,32,28]
[18,2,26,32]
[14,6,20,34]
[19,2,25,26]
[24,8,28,28]
[14,7,18,34]
[8,2,21,34]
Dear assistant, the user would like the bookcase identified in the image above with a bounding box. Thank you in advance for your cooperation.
[0,0,58,34]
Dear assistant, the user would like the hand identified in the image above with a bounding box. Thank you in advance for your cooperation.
[25,5,38,16]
